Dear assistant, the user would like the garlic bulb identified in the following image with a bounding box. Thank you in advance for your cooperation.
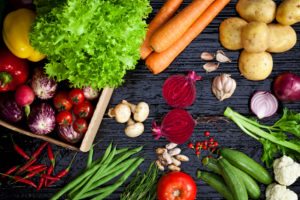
[212,74,237,101]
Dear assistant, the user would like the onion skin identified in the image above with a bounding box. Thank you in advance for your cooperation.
[28,103,56,135]
[0,95,24,123]
[58,125,83,144]
[152,109,196,144]
[162,71,202,108]
[31,68,57,100]
[273,72,300,102]
[250,91,278,119]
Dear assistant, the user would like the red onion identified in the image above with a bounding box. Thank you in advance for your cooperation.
[273,72,300,102]
[162,71,202,108]
[152,109,196,144]
[58,125,83,144]
[250,91,278,119]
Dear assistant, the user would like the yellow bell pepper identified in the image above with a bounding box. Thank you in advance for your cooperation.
[2,8,46,62]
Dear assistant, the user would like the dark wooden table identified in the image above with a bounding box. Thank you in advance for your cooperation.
[0,0,299,199]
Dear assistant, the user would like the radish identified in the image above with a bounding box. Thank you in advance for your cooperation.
[15,85,35,116]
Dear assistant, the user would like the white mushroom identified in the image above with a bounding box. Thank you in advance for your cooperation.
[108,103,131,123]
[134,102,150,122]
[122,100,149,122]
[124,119,144,138]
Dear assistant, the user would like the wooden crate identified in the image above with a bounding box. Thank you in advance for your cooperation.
[0,87,114,152]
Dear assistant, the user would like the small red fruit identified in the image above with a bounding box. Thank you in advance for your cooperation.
[73,118,88,134]
[202,145,208,150]
[73,101,94,119]
[56,111,73,126]
[68,89,85,105]
[204,131,210,137]
[195,146,200,151]
[209,137,214,143]
[196,151,201,156]
[53,91,72,111]
[195,141,201,147]
[188,142,194,149]
[213,141,219,147]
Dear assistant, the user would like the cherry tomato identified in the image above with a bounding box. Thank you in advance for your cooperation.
[157,172,197,200]
[53,91,72,111]
[56,111,73,126]
[73,101,94,119]
[68,89,85,105]
[73,118,88,134]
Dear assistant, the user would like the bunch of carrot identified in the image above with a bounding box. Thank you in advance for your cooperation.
[1,139,76,190]
[141,0,231,74]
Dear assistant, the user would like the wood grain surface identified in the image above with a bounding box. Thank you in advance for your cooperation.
[0,0,299,199]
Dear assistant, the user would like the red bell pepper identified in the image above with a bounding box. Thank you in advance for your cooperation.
[0,49,29,92]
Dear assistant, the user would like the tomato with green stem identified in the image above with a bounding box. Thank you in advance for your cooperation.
[68,89,85,105]
[73,118,88,134]
[56,111,73,126]
[53,91,72,111]
[73,101,94,119]
[157,171,197,200]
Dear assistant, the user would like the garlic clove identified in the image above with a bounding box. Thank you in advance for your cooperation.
[216,50,232,63]
[212,74,237,101]
[200,52,215,61]
[203,62,220,73]
[166,143,178,150]
[155,160,165,171]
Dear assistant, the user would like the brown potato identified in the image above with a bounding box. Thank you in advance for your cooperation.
[239,50,273,81]
[241,22,269,53]
[276,0,300,25]
[236,0,276,23]
[219,17,248,50]
[267,24,297,53]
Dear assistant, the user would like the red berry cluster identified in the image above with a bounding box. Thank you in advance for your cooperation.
[187,131,219,158]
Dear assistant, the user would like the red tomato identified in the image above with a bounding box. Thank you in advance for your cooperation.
[157,172,197,200]
[68,89,85,105]
[56,111,73,126]
[73,118,88,134]
[73,101,94,118]
[53,91,72,111]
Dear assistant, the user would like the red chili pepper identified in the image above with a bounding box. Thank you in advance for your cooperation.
[32,142,48,159]
[11,135,30,160]
[27,164,46,172]
[46,153,77,187]
[4,165,18,176]
[14,176,37,188]
[0,173,37,188]
[42,174,60,181]
[47,144,55,166]
[37,176,45,191]
[25,166,47,179]
[0,49,29,92]
[16,158,37,174]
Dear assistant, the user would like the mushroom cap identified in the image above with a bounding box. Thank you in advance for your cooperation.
[134,102,150,122]
[125,122,144,138]
[115,103,131,123]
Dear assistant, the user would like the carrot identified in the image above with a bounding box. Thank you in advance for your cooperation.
[150,0,215,53]
[146,0,231,74]
[140,0,183,59]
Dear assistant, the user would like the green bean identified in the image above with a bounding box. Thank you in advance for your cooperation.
[78,157,139,199]
[87,145,94,169]
[68,145,128,197]
[72,147,117,200]
[69,146,141,198]
[84,158,144,200]
[50,143,113,200]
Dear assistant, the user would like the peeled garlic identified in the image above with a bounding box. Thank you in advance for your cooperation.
[212,74,237,101]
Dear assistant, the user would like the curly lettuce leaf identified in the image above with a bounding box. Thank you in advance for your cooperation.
[30,0,151,89]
